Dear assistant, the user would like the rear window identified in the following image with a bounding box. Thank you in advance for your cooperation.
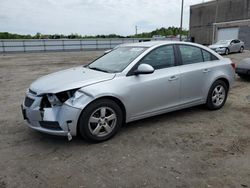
[179,45,203,65]
[202,50,219,61]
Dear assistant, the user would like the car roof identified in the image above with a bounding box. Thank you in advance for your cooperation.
[121,41,199,48]
[119,40,223,60]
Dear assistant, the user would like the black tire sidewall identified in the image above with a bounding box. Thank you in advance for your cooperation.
[225,48,229,55]
[78,99,123,142]
[206,80,228,110]
[240,47,244,53]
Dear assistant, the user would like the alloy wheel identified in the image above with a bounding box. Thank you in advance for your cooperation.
[88,107,117,137]
[225,49,229,55]
[212,85,226,107]
[240,47,244,53]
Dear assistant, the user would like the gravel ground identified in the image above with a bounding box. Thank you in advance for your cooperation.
[0,50,249,188]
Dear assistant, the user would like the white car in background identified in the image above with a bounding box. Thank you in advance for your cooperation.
[209,39,245,55]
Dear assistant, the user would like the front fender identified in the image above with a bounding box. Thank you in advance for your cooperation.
[65,90,126,113]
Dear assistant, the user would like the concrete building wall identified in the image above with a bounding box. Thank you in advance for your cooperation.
[190,0,250,48]
[239,25,250,49]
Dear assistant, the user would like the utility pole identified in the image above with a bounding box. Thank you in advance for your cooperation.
[135,25,138,36]
[179,0,184,41]
[212,0,219,43]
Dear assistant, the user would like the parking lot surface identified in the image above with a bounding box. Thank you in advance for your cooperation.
[0,50,250,188]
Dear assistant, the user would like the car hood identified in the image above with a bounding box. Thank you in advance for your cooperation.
[209,44,228,49]
[30,66,115,95]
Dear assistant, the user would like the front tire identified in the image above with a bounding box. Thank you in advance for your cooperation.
[225,48,230,55]
[206,80,228,110]
[78,99,123,142]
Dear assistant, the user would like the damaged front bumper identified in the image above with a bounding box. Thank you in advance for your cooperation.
[21,91,82,138]
[210,48,226,55]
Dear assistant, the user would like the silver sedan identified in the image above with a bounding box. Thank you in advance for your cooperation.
[209,39,245,55]
[21,41,235,142]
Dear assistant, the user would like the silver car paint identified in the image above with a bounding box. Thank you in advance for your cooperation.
[30,66,115,95]
[22,41,235,137]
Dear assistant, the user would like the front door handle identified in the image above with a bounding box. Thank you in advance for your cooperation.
[168,75,179,81]
[203,69,211,73]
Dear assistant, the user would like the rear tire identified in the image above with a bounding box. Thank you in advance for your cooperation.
[78,99,123,142]
[239,46,244,53]
[206,80,228,110]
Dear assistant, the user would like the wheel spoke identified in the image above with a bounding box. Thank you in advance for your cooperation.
[89,116,99,123]
[100,108,106,118]
[215,87,220,94]
[212,95,217,101]
[93,124,102,135]
[106,114,116,122]
[218,86,224,93]
[103,123,112,133]
[216,98,220,105]
[220,95,225,101]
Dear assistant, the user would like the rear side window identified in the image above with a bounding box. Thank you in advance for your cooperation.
[202,50,219,61]
[179,45,203,65]
[139,45,175,70]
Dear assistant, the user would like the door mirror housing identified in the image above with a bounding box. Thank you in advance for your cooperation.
[134,64,155,75]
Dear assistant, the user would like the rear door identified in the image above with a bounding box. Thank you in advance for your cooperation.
[229,40,237,52]
[177,45,219,105]
[234,39,241,52]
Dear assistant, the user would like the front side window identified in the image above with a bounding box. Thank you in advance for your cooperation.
[139,45,175,70]
[88,47,146,73]
[179,45,203,65]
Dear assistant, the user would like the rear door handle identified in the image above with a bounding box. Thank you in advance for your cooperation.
[203,69,211,73]
[168,75,179,81]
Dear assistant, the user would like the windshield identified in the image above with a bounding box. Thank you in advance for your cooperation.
[215,40,230,45]
[88,47,146,73]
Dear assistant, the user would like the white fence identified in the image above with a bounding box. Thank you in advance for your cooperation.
[0,38,178,53]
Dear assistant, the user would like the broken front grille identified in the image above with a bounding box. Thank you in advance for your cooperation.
[24,97,35,107]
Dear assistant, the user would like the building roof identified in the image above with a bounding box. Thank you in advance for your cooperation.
[190,0,216,8]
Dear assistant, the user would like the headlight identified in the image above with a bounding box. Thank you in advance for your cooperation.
[47,94,61,106]
[219,47,226,50]
[40,89,79,108]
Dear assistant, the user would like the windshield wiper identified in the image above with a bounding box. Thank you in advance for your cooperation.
[88,66,109,73]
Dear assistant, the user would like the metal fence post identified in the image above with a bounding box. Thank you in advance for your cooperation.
[62,40,65,51]
[23,40,26,52]
[43,40,46,52]
[1,40,5,53]
[80,40,83,51]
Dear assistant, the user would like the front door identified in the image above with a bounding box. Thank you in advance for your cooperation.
[126,45,181,120]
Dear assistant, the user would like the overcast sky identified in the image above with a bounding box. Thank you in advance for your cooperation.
[0,0,211,36]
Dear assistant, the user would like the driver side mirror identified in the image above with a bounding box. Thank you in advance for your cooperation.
[134,64,155,75]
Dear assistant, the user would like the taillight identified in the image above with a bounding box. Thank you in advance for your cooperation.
[231,62,236,70]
